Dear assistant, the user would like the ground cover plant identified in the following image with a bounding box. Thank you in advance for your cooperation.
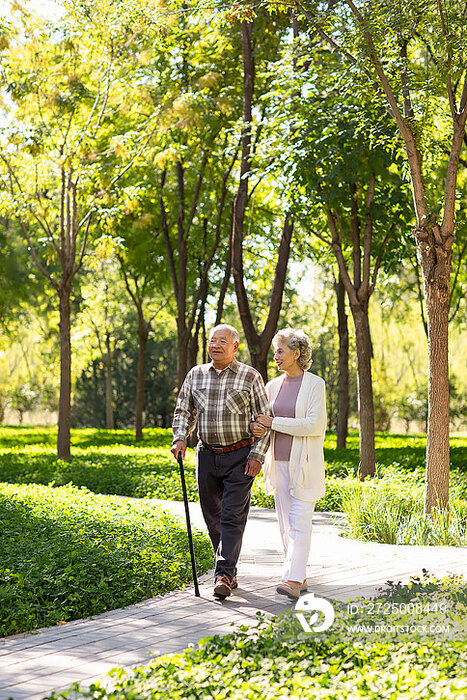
[323,432,467,477]
[0,482,212,636]
[49,574,467,699]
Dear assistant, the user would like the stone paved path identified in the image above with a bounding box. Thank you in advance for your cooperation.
[1,500,466,700]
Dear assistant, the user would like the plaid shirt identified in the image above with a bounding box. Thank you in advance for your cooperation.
[172,358,270,463]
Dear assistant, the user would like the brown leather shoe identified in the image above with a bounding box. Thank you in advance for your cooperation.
[301,579,308,592]
[214,575,232,598]
[276,580,301,600]
[231,575,238,590]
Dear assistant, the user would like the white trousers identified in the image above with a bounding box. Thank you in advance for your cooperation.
[274,460,316,582]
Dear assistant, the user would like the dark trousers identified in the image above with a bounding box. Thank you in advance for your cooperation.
[197,443,254,581]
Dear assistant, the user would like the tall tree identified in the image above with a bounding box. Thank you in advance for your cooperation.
[268,41,411,476]
[148,13,242,387]
[116,231,169,440]
[0,1,157,457]
[79,246,129,431]
[295,0,467,508]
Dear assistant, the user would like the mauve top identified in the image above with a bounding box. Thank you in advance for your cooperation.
[273,374,304,461]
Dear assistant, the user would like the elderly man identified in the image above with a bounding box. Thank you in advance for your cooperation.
[171,324,270,599]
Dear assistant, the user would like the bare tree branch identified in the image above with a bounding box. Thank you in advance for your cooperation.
[459,73,467,113]
[118,252,139,307]
[93,45,114,136]
[307,225,332,246]
[18,218,59,290]
[261,213,294,342]
[185,145,238,338]
[148,296,170,327]
[437,0,448,34]
[349,181,361,288]
[186,153,208,236]
[74,211,93,275]
[294,1,360,68]
[400,40,415,120]
[0,155,60,255]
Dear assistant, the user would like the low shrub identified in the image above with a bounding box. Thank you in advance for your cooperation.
[48,574,467,699]
[0,482,213,636]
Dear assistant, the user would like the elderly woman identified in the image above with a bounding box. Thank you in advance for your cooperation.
[252,328,326,600]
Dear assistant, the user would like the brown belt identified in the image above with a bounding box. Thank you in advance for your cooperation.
[201,437,254,455]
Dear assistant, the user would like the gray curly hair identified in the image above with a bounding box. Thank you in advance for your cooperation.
[273,327,313,371]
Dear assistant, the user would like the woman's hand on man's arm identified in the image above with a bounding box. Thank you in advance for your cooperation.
[256,414,273,428]
[250,420,267,438]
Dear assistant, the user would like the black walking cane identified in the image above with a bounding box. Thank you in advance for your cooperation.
[177,451,200,597]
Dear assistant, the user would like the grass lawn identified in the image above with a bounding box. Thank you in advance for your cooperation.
[0,426,465,513]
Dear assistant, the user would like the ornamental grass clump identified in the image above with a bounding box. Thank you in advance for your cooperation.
[397,500,467,546]
[341,476,420,544]
[342,474,467,546]
[0,482,212,636]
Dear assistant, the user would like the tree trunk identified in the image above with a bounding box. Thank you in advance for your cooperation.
[176,325,190,389]
[215,223,233,326]
[335,274,349,448]
[326,181,377,477]
[57,284,72,460]
[351,303,375,478]
[231,21,294,381]
[418,227,451,512]
[135,315,149,441]
[188,274,208,369]
[249,348,269,384]
[188,333,199,371]
[104,333,114,430]
[296,1,467,511]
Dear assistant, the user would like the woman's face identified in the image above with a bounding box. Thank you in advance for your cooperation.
[273,337,300,373]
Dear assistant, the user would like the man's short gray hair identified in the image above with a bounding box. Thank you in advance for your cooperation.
[273,327,313,371]
[209,324,240,344]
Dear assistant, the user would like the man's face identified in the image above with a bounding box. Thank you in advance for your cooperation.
[208,328,239,369]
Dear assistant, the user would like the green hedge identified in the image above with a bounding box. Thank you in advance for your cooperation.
[0,482,213,637]
[0,433,345,511]
[49,574,467,699]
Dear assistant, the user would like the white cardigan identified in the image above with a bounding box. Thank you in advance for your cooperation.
[263,371,326,503]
